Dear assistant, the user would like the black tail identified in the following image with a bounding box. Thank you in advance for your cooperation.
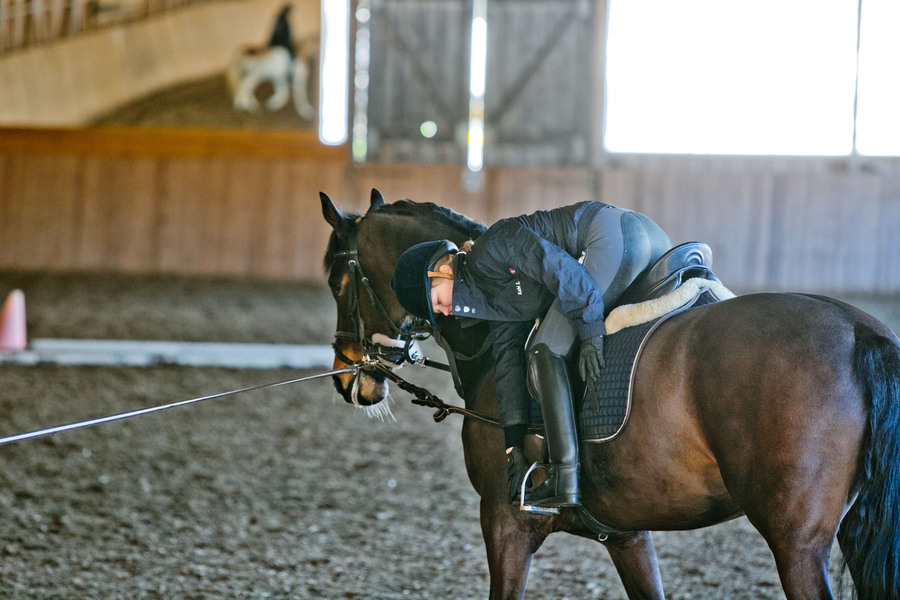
[837,323,900,599]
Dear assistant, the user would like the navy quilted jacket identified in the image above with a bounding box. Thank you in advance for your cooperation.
[450,201,610,426]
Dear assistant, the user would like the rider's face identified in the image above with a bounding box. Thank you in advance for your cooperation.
[430,265,454,317]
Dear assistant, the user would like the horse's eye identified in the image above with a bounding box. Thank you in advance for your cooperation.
[329,279,342,296]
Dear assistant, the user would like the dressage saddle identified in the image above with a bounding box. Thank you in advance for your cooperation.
[616,241,717,307]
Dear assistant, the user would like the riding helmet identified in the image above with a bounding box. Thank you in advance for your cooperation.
[391,240,458,328]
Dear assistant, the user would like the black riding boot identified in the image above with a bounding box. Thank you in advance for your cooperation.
[525,343,580,508]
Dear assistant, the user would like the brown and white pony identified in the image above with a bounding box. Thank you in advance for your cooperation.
[226,4,317,119]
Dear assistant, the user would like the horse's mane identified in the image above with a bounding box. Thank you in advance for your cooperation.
[376,200,487,239]
[323,200,486,273]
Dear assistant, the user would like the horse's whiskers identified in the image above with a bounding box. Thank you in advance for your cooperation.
[361,396,396,422]
[346,370,395,421]
[350,373,362,406]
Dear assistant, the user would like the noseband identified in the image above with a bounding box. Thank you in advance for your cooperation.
[331,222,433,368]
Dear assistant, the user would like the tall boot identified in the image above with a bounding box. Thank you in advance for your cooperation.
[525,343,580,508]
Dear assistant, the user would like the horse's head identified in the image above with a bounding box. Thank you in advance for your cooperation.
[321,189,425,413]
[320,189,486,413]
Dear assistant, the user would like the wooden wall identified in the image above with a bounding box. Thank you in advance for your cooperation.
[1,127,899,293]
[0,128,343,279]
[597,156,900,293]
[1,0,208,54]
[342,157,900,294]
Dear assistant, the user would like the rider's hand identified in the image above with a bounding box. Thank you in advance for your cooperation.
[578,335,606,383]
[506,447,529,505]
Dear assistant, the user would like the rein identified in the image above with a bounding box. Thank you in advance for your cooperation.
[362,361,505,428]
[0,366,359,447]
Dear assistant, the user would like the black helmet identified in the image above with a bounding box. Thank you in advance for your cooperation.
[391,240,458,327]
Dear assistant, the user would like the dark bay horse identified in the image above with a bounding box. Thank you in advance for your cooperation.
[320,190,900,600]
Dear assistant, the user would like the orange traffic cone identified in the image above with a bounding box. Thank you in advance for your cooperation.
[0,289,27,352]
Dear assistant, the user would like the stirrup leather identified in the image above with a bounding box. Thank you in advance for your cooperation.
[519,462,560,515]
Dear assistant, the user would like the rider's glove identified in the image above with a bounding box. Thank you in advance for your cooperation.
[578,334,606,383]
[506,447,529,505]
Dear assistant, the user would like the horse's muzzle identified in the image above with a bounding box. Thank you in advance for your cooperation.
[331,343,389,406]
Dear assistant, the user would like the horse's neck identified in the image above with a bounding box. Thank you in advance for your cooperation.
[434,320,496,412]
[362,210,472,289]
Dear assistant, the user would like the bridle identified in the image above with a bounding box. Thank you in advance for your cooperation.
[331,221,437,369]
[328,219,516,429]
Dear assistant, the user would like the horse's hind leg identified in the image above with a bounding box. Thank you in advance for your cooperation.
[480,499,549,600]
[726,423,857,599]
[762,529,836,599]
[732,458,848,599]
[602,531,665,599]
[292,59,316,119]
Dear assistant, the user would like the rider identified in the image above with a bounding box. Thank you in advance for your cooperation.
[268,4,295,59]
[390,201,670,509]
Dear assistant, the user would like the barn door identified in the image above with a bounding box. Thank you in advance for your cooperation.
[484,0,594,166]
[358,0,471,163]
[354,0,594,166]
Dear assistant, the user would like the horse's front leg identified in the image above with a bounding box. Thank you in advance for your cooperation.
[234,75,262,112]
[480,498,549,600]
[462,415,550,598]
[266,77,291,111]
[602,530,665,600]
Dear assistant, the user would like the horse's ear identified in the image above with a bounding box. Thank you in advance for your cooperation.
[320,191,346,237]
[368,188,386,212]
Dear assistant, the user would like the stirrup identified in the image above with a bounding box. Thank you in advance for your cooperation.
[519,462,560,515]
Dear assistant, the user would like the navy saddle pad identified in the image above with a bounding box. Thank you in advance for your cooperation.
[528,289,719,442]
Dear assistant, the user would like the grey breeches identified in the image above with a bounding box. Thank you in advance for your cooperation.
[526,207,671,358]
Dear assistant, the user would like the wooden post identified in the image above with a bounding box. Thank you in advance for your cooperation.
[27,0,49,43]
[0,0,9,50]
[11,0,26,48]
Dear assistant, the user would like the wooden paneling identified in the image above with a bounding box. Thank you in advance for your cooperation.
[0,127,345,280]
[1,127,898,293]
[1,0,207,53]
[0,127,339,158]
[595,158,900,293]
[322,158,900,293]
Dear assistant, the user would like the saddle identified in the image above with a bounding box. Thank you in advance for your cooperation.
[619,241,717,306]
[527,242,734,441]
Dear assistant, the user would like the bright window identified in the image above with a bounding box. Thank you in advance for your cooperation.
[604,0,860,155]
[855,0,900,156]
